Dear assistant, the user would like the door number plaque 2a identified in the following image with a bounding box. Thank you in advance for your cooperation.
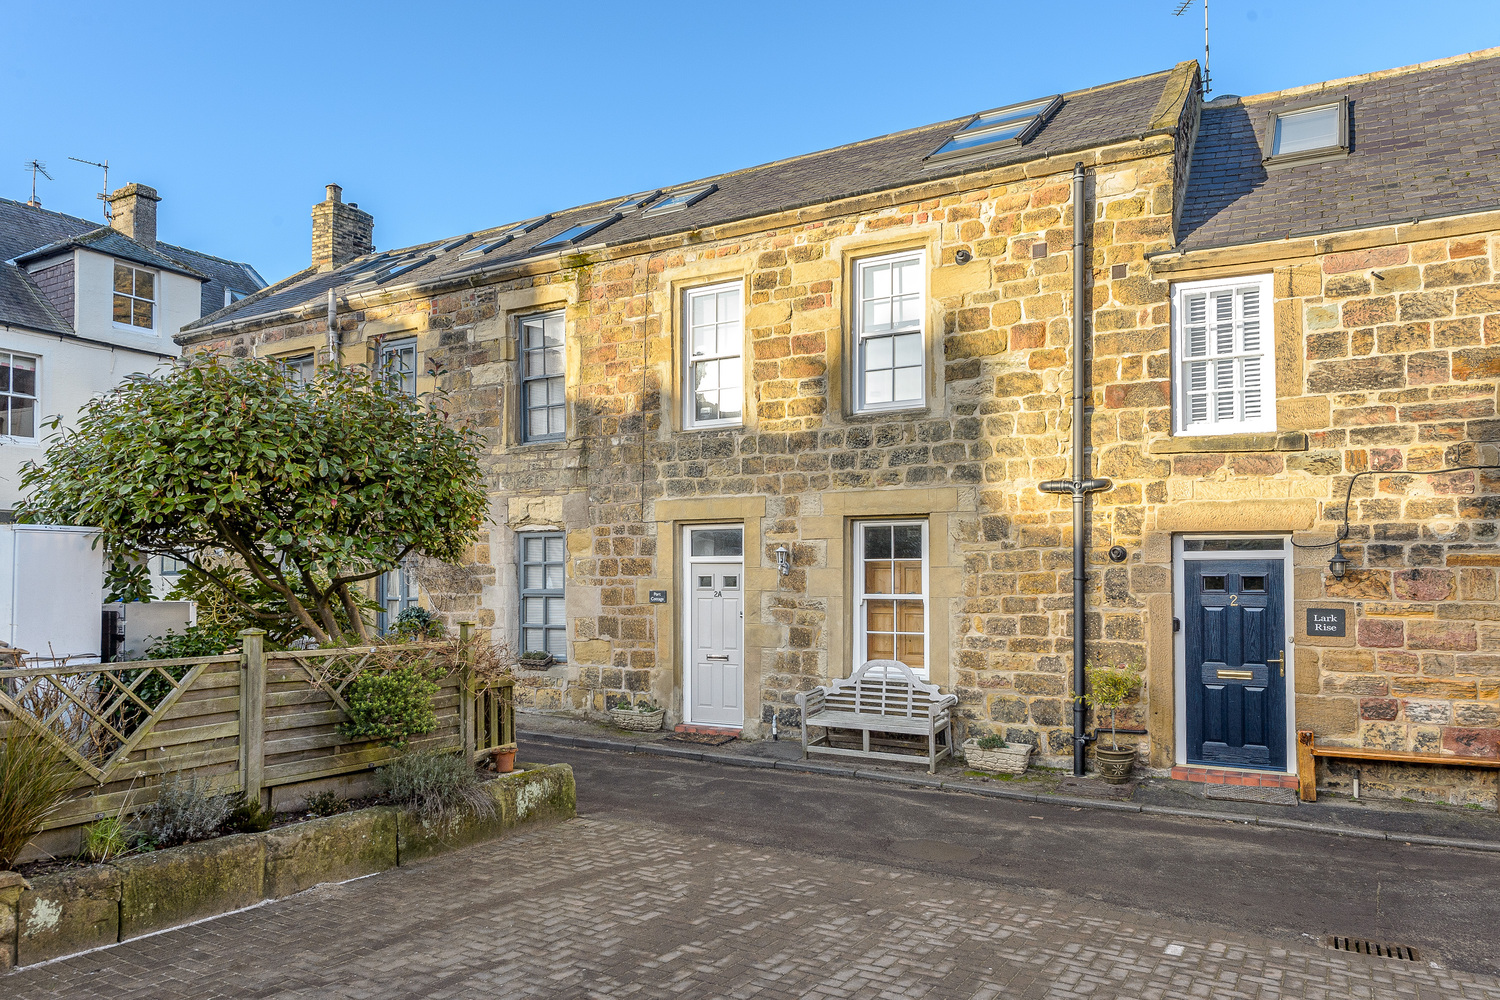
[1307,608,1346,637]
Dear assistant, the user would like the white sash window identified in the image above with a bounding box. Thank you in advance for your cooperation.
[1171,275,1275,435]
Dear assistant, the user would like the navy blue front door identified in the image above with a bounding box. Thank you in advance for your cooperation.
[1185,559,1286,770]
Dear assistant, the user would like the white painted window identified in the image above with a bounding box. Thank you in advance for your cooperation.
[380,338,418,397]
[854,251,925,412]
[113,263,155,329]
[520,310,566,441]
[1171,275,1275,435]
[0,352,38,439]
[225,288,248,307]
[520,532,567,660]
[282,353,316,385]
[853,520,928,678]
[684,281,743,428]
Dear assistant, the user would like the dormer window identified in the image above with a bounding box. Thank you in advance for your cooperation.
[113,263,155,329]
[1263,99,1348,167]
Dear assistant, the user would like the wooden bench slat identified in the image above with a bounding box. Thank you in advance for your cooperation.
[1296,729,1500,802]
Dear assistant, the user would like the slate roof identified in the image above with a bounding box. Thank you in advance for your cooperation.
[186,65,1187,336]
[0,263,71,337]
[0,196,265,339]
[17,227,208,279]
[1178,48,1500,251]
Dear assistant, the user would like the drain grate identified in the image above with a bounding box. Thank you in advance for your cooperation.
[1326,936,1420,962]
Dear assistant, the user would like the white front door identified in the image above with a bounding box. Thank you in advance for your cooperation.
[685,526,744,727]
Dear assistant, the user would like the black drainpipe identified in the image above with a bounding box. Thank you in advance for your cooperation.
[1040,162,1112,776]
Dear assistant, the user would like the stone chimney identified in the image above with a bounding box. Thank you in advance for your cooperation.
[107,183,161,248]
[311,183,374,269]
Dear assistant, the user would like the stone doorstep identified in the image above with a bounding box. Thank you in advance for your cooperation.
[522,731,1500,856]
[0,764,577,971]
[1170,765,1301,790]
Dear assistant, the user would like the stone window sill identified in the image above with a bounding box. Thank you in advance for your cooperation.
[1149,432,1308,455]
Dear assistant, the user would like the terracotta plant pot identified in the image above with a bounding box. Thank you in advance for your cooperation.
[494,747,517,773]
[1094,744,1136,784]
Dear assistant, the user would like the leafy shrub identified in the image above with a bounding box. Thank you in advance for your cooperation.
[144,623,241,659]
[615,701,662,713]
[1082,663,1142,750]
[378,749,495,824]
[0,723,76,868]
[136,774,233,848]
[338,664,442,746]
[975,733,1008,750]
[221,792,273,833]
[390,606,445,641]
[305,790,347,817]
[82,816,129,862]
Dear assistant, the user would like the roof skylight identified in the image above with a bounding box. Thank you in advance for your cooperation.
[1264,99,1348,166]
[533,214,623,250]
[613,191,661,211]
[928,96,1061,161]
[642,184,717,216]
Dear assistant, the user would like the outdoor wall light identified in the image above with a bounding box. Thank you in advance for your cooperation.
[1327,541,1350,580]
[954,249,973,265]
[775,545,792,576]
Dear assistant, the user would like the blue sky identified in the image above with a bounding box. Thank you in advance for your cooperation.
[6,1,1499,284]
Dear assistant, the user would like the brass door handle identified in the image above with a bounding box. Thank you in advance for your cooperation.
[1268,649,1285,676]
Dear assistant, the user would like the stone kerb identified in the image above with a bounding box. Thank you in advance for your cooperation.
[0,763,576,970]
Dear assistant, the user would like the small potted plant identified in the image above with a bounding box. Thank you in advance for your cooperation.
[1082,662,1141,784]
[961,732,1034,774]
[518,650,555,669]
[610,700,666,732]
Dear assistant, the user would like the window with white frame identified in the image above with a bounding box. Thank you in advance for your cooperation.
[854,251,925,411]
[520,532,566,660]
[854,521,928,676]
[113,263,155,329]
[380,338,417,397]
[1172,275,1276,435]
[520,310,565,441]
[283,353,316,384]
[0,352,38,439]
[684,281,743,427]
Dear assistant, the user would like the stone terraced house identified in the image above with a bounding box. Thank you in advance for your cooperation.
[179,49,1500,806]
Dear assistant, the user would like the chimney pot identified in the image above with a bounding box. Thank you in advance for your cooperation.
[311,184,373,270]
[106,182,161,248]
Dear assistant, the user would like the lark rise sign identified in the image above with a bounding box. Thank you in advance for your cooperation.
[1307,608,1346,637]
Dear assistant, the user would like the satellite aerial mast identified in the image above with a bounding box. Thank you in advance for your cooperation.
[69,156,112,220]
[1173,0,1211,97]
[23,160,52,206]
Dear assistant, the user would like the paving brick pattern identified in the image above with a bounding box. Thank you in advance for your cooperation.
[7,818,1498,999]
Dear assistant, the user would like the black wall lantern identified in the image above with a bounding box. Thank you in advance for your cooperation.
[1327,541,1350,580]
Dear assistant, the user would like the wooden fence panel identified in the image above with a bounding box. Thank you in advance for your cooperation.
[1,624,516,840]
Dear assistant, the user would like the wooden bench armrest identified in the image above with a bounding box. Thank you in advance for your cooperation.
[795,688,828,712]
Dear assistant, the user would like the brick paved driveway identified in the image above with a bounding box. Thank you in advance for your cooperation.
[7,816,1498,999]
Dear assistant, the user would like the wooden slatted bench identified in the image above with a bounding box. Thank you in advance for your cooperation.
[1296,730,1500,802]
[795,659,957,774]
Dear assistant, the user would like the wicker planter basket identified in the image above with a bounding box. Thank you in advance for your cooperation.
[610,708,666,732]
[962,738,1034,775]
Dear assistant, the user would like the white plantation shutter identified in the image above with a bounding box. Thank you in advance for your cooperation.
[1174,277,1275,434]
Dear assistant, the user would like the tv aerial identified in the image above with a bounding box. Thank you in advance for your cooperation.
[23,159,51,206]
[69,156,112,220]
[1173,0,1211,96]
